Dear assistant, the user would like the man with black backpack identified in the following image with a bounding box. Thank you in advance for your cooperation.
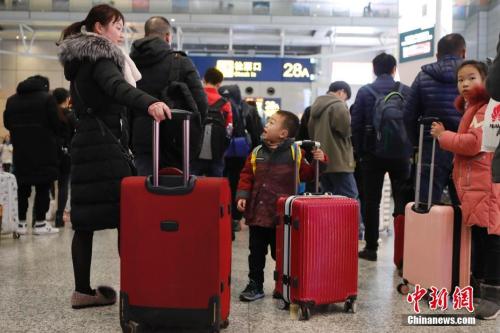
[351,52,412,261]
[130,16,208,174]
[192,68,232,177]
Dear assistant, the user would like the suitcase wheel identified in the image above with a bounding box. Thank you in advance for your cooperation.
[123,321,139,333]
[220,319,229,329]
[344,299,357,313]
[397,283,410,295]
[298,305,311,321]
[276,298,289,310]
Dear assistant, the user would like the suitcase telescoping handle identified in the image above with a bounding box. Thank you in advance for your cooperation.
[414,117,439,212]
[294,140,321,194]
[152,109,192,188]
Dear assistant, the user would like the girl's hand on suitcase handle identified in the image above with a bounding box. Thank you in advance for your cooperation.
[237,199,246,212]
[148,102,172,122]
[430,122,445,139]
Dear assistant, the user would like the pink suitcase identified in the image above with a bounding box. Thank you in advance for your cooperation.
[398,120,471,295]
[274,141,359,320]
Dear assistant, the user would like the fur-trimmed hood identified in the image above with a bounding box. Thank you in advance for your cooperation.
[454,85,490,114]
[58,32,125,81]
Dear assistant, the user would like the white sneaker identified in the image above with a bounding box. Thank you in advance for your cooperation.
[16,221,28,235]
[33,222,59,235]
[45,200,57,221]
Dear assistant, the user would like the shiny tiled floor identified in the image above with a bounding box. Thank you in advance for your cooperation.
[0,221,498,333]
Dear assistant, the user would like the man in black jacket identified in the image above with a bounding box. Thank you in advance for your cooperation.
[3,75,60,235]
[130,16,208,174]
[404,34,466,204]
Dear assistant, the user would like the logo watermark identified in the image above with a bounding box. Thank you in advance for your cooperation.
[404,284,476,327]
[404,314,476,326]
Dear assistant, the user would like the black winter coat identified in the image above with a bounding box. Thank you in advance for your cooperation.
[297,106,311,141]
[57,108,77,175]
[130,37,208,168]
[58,33,158,231]
[404,56,463,146]
[487,35,500,182]
[351,74,412,157]
[218,84,263,149]
[3,77,60,184]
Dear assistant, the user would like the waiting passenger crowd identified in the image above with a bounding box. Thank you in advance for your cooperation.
[1,3,499,322]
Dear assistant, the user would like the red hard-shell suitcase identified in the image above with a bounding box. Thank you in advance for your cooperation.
[274,140,359,320]
[393,214,405,270]
[120,111,232,333]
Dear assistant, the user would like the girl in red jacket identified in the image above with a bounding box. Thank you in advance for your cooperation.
[431,60,500,320]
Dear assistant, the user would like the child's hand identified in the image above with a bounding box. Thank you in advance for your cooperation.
[430,122,445,138]
[237,199,246,212]
[313,148,326,162]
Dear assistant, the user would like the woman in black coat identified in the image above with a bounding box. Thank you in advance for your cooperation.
[58,4,171,308]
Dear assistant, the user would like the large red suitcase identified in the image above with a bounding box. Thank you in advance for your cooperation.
[274,140,359,320]
[120,111,232,333]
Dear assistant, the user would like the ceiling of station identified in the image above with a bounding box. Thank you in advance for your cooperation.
[0,0,400,56]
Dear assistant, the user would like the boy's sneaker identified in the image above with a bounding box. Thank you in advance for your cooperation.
[33,222,59,235]
[239,280,264,302]
[16,221,28,235]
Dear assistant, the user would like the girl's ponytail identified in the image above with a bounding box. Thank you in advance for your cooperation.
[60,20,85,41]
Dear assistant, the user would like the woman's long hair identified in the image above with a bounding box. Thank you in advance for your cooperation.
[60,4,125,41]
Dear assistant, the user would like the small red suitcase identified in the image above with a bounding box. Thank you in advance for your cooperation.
[393,214,405,270]
[274,140,359,320]
[120,111,232,333]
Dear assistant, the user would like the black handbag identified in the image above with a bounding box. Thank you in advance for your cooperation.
[74,82,137,176]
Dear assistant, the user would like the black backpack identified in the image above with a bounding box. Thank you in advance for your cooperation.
[198,98,228,161]
[219,87,253,157]
[160,52,203,163]
[365,83,412,159]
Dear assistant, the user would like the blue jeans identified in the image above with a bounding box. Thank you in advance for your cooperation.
[320,172,364,239]
[320,172,359,199]
[191,158,225,177]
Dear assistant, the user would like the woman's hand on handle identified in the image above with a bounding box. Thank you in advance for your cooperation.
[148,102,172,122]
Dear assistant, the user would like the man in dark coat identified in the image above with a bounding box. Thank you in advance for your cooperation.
[3,75,60,235]
[404,33,466,204]
[130,16,208,174]
[487,34,500,183]
[351,53,412,261]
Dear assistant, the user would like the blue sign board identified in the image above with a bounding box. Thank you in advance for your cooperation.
[190,56,315,82]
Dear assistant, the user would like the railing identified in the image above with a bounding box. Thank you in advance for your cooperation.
[0,0,399,18]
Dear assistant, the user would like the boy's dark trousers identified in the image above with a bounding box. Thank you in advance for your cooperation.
[248,226,276,287]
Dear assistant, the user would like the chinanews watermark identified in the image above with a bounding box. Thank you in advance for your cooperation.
[403,284,476,326]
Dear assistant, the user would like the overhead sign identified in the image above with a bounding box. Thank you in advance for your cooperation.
[245,97,281,118]
[399,27,435,63]
[190,56,315,82]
